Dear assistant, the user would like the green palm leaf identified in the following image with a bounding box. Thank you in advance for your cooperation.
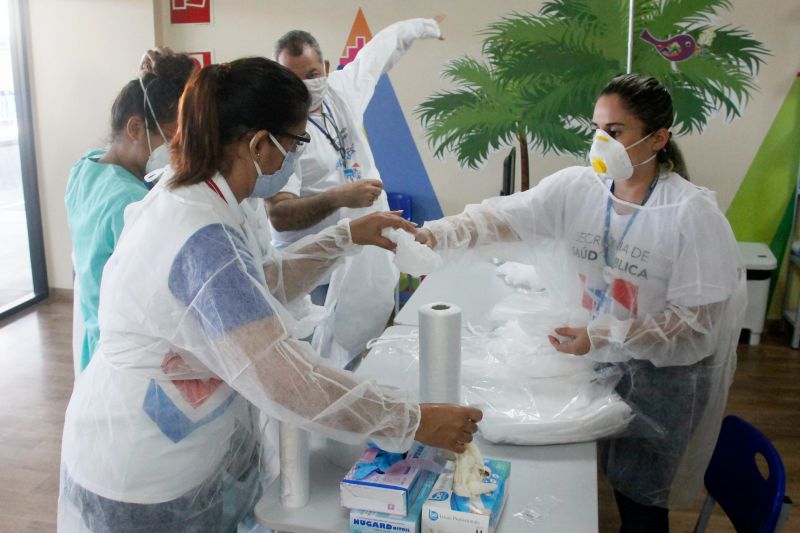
[700,25,770,74]
[668,83,714,133]
[646,0,732,35]
[418,0,769,183]
[416,58,524,167]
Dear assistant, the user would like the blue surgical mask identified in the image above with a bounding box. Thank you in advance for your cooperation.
[250,133,298,199]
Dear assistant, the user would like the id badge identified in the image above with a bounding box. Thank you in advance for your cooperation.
[343,168,357,181]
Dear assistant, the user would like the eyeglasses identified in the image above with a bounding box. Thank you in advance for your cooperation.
[280,131,312,152]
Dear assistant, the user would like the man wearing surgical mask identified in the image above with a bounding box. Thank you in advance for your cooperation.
[65,49,195,372]
[268,16,445,367]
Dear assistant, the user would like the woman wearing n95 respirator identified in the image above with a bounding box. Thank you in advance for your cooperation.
[416,74,745,532]
[58,57,481,533]
[65,49,195,374]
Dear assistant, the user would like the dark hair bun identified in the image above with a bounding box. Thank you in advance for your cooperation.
[144,53,196,88]
[110,51,195,135]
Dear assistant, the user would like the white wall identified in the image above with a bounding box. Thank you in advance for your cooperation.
[677,1,800,210]
[154,0,800,211]
[27,0,155,289]
[154,0,567,220]
[29,0,800,288]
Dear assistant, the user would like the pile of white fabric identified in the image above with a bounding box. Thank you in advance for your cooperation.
[494,261,545,292]
[460,291,633,445]
[363,283,633,446]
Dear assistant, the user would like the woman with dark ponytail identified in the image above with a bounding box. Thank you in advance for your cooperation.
[599,73,690,181]
[65,48,195,374]
[58,57,482,532]
[417,73,746,532]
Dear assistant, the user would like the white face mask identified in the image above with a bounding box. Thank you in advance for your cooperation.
[589,129,657,181]
[303,75,328,112]
[140,77,171,176]
[145,142,170,176]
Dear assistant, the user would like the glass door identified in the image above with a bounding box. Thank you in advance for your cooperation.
[0,0,47,319]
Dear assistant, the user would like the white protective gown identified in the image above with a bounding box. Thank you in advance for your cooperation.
[423,166,746,509]
[58,175,420,532]
[269,18,442,366]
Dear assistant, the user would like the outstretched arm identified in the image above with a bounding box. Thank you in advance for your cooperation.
[333,17,443,115]
[264,212,416,305]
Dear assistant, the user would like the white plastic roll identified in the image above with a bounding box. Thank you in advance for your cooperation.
[279,422,310,508]
[419,302,462,404]
[323,437,367,470]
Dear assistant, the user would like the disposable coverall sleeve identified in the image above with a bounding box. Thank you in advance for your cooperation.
[587,194,745,367]
[332,18,440,116]
[422,169,569,251]
[263,218,359,305]
[169,222,419,452]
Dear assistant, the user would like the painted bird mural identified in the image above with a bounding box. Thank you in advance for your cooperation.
[639,29,700,62]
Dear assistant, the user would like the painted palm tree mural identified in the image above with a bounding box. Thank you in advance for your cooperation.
[417,0,769,190]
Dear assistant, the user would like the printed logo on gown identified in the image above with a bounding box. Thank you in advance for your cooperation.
[143,351,236,443]
[580,274,639,318]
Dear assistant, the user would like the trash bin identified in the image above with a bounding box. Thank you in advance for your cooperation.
[737,242,778,345]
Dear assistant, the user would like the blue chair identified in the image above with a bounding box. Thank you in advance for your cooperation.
[693,415,791,532]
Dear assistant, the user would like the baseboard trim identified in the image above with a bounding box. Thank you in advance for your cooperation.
[48,288,73,303]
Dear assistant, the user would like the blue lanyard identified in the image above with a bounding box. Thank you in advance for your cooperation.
[595,177,658,315]
[602,177,658,267]
[308,101,348,169]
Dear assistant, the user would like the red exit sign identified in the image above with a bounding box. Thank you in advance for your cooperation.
[170,0,211,25]
[188,52,212,70]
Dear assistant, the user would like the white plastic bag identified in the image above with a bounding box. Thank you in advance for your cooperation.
[313,198,399,364]
[360,289,633,445]
[382,227,443,276]
[494,261,543,291]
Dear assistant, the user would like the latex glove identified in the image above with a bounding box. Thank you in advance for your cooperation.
[453,442,494,497]
[353,447,406,480]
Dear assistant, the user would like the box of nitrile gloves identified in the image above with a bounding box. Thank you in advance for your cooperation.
[341,442,443,517]
[421,458,510,533]
[349,469,437,533]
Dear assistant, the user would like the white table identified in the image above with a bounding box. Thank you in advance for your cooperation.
[255,435,351,533]
[394,261,515,327]
[256,262,599,532]
[255,331,599,533]
[254,435,598,533]
[358,330,598,532]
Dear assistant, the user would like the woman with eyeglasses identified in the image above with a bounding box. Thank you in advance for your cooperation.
[57,57,481,532]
